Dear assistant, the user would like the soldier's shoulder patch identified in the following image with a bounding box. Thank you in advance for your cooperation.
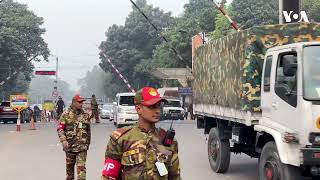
[111,127,133,141]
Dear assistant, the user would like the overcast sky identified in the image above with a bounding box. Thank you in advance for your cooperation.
[14,0,192,91]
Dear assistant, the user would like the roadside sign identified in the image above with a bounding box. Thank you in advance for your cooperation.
[52,90,58,98]
[10,95,29,112]
[178,87,193,96]
[35,71,56,75]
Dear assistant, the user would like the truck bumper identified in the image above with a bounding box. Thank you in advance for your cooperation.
[162,113,184,120]
[301,148,320,177]
[302,148,320,165]
[117,113,138,125]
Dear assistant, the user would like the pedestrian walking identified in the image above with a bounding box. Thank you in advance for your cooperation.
[57,94,91,180]
[101,87,181,180]
[90,94,100,123]
[33,105,41,122]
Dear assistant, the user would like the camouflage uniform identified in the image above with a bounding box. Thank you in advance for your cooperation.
[57,107,91,180]
[91,97,99,123]
[101,125,181,180]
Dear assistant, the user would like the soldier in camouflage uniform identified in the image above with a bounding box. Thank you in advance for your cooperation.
[57,94,91,180]
[91,94,100,123]
[101,87,181,180]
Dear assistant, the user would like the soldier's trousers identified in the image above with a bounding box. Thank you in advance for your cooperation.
[66,151,87,180]
[92,109,99,123]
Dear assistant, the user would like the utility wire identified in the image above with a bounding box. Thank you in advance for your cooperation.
[129,0,189,68]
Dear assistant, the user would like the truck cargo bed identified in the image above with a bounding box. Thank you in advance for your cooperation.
[194,104,261,126]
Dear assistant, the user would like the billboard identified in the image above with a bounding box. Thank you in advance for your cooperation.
[10,95,29,111]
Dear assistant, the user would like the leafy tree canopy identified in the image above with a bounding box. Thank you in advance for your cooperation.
[303,0,320,22]
[0,0,49,99]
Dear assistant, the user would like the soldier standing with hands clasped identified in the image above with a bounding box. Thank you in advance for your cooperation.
[91,94,100,123]
[101,87,181,180]
[57,94,91,180]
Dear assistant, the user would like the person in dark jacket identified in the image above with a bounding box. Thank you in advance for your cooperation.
[56,96,65,119]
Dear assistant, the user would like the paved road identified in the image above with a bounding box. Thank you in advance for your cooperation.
[0,120,258,180]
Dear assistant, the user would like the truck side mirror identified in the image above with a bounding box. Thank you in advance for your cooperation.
[283,55,297,77]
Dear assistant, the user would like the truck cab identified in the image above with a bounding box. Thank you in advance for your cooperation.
[113,92,138,128]
[161,98,185,120]
[260,42,320,177]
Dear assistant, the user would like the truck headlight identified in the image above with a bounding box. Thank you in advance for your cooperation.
[309,133,320,144]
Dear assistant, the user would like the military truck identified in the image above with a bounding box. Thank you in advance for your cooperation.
[158,87,185,120]
[193,23,320,179]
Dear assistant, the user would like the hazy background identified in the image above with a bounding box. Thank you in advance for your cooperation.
[15,0,190,91]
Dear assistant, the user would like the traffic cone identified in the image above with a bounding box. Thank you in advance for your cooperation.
[16,124,21,132]
[29,116,36,130]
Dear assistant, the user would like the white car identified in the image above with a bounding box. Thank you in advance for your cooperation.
[100,104,113,120]
[113,92,138,128]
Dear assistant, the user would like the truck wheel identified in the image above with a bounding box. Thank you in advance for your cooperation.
[208,128,230,173]
[259,141,301,180]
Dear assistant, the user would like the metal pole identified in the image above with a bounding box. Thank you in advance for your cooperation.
[56,57,58,92]
[212,0,241,32]
[16,111,21,132]
[99,50,135,93]
[279,0,283,24]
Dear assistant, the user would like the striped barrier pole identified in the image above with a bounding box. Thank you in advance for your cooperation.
[99,51,135,93]
[212,0,241,32]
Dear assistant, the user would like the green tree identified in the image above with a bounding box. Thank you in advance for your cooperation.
[210,2,234,39]
[78,65,116,101]
[152,0,219,69]
[99,0,174,93]
[0,0,49,99]
[230,0,278,29]
[303,0,320,22]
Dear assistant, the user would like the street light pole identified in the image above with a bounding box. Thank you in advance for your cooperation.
[53,56,59,102]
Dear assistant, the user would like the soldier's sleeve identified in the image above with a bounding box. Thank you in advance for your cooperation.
[57,112,67,143]
[87,121,91,144]
[105,136,123,160]
[101,135,123,180]
[168,139,181,180]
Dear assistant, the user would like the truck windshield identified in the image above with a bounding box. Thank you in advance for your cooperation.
[164,100,181,107]
[303,46,320,100]
[119,96,135,106]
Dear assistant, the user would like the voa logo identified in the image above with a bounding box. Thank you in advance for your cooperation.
[283,11,309,23]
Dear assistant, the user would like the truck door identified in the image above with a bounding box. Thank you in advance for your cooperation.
[271,50,300,131]
[261,55,274,118]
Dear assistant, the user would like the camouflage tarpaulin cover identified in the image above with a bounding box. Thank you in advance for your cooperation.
[193,23,320,112]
